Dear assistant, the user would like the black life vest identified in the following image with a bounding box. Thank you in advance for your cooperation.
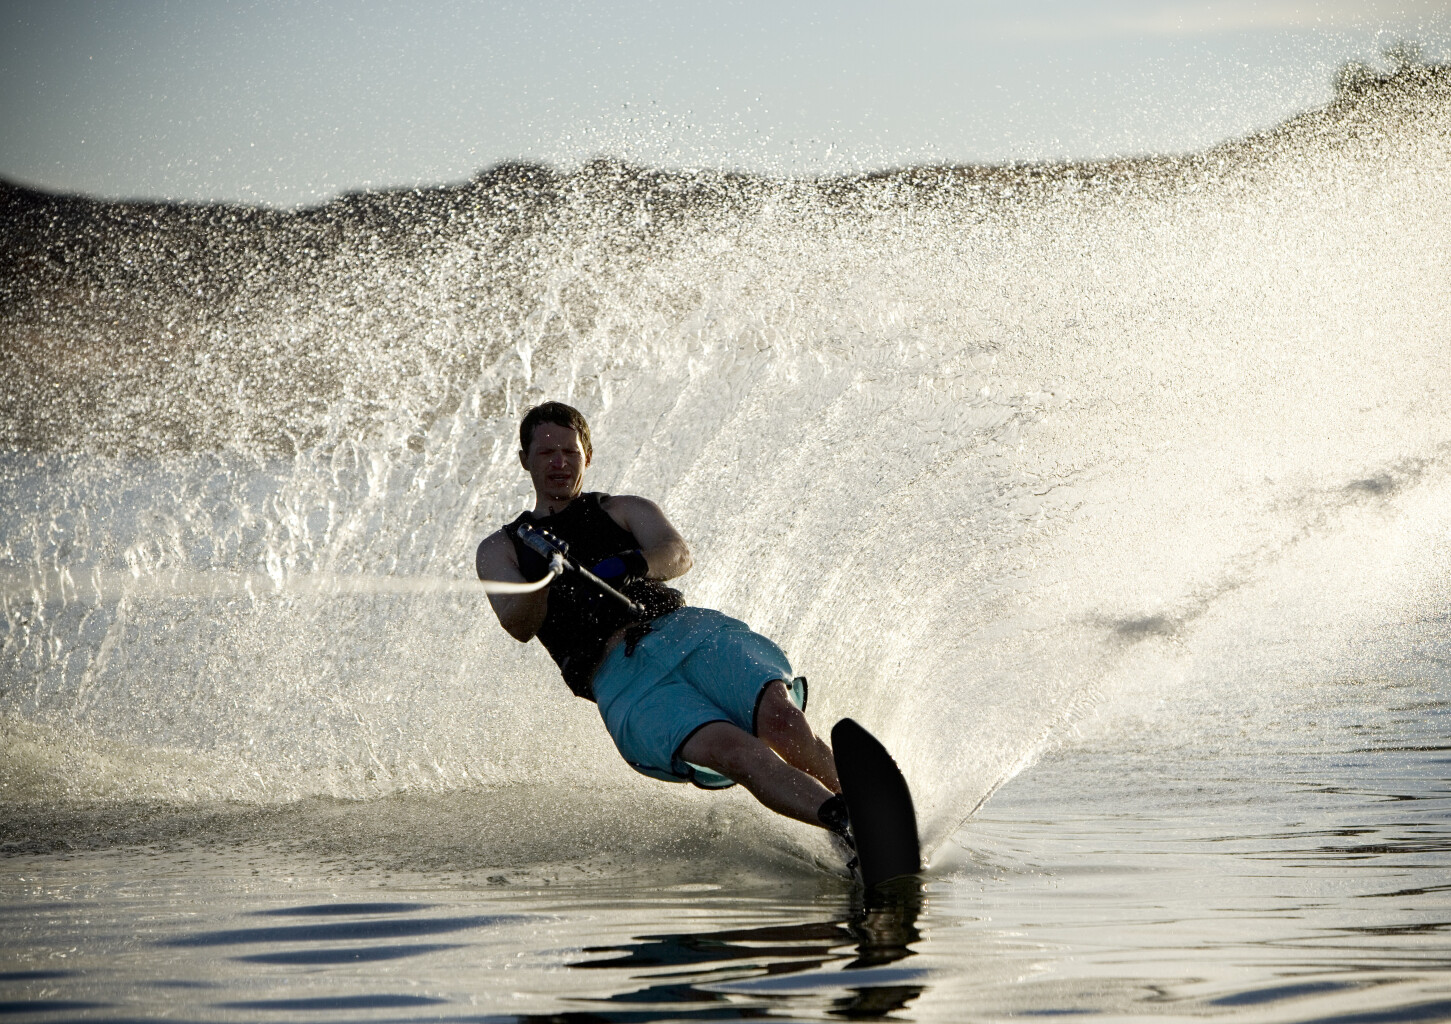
[493,492,684,700]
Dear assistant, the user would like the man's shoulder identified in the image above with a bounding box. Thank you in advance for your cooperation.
[476,527,516,559]
[598,494,677,541]
[597,493,659,513]
[476,528,519,580]
[597,492,660,525]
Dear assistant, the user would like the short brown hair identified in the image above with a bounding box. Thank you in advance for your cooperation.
[519,402,592,459]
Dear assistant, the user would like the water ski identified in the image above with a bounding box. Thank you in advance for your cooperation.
[831,718,921,888]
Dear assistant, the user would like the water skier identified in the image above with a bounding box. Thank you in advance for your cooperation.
[477,401,852,839]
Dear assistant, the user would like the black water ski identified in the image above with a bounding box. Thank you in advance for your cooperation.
[831,718,921,888]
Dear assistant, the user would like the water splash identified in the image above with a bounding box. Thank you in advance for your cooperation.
[2,64,1449,869]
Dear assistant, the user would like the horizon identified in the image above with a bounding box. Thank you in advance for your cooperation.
[3,1,1449,209]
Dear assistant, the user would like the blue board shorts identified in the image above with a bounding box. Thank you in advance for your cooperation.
[592,607,807,789]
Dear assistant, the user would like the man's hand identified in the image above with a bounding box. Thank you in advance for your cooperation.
[598,496,692,581]
[589,549,649,586]
[518,524,569,561]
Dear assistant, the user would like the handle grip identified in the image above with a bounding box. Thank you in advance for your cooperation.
[515,523,645,616]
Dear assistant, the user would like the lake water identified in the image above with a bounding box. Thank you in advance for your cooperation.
[3,65,1450,1024]
[5,668,1448,1022]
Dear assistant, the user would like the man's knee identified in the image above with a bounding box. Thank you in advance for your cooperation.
[680,720,764,777]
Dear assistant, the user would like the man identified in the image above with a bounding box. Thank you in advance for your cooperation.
[476,401,851,838]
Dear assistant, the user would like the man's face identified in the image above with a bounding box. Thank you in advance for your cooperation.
[520,423,590,503]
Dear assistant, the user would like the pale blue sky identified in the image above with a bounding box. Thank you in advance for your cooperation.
[2,0,1447,207]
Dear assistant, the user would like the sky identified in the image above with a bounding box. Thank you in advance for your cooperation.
[2,0,1448,208]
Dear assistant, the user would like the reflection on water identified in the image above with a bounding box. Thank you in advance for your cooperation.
[165,913,513,947]
[550,879,926,1022]
[190,901,473,966]
[0,872,930,1024]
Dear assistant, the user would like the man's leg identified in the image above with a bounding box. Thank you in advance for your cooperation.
[754,680,841,793]
[680,721,835,827]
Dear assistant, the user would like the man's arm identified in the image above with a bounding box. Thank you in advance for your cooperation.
[600,495,692,580]
[477,529,548,642]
